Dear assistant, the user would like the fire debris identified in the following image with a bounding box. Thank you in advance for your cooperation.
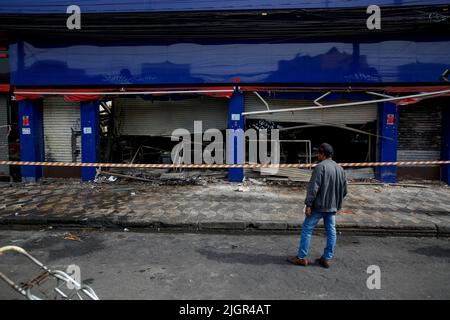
[63,232,81,242]
[95,167,227,186]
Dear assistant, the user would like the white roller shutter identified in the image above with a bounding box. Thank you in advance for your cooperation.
[115,96,228,136]
[43,97,81,162]
[244,93,377,124]
[0,95,8,176]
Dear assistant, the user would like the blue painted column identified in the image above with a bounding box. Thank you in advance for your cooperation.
[442,106,450,185]
[376,102,399,183]
[227,90,244,182]
[18,99,44,182]
[80,100,100,181]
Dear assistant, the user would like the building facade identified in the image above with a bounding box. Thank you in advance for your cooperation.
[0,0,449,183]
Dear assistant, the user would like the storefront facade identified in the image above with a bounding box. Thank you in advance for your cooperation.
[0,1,449,183]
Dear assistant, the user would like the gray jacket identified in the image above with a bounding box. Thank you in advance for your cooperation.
[304,159,347,213]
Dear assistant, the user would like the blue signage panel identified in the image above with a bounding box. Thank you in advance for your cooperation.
[9,39,450,85]
[1,1,449,14]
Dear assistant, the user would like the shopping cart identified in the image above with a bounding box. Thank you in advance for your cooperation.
[0,245,99,300]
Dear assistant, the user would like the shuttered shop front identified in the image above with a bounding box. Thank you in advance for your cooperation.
[115,96,228,136]
[43,97,81,177]
[244,93,378,124]
[397,104,442,180]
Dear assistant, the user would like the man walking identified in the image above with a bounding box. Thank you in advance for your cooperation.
[287,143,347,268]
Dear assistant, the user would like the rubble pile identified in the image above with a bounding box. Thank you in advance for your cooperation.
[94,168,228,186]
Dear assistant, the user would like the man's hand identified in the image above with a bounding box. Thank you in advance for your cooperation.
[305,207,312,217]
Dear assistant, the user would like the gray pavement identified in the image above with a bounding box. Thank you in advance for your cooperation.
[0,179,450,236]
[0,230,449,299]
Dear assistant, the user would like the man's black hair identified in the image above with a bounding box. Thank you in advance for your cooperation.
[318,143,334,158]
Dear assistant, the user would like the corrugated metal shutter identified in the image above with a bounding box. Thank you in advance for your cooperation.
[43,97,81,162]
[115,96,228,136]
[244,93,377,124]
[397,150,441,162]
[397,104,441,163]
[0,95,8,176]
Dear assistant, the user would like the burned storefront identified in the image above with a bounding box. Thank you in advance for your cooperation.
[0,1,449,184]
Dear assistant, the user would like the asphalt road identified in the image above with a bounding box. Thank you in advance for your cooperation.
[0,229,449,300]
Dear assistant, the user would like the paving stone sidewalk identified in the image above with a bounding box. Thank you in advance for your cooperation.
[0,179,449,236]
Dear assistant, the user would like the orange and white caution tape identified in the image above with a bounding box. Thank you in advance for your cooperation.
[0,160,450,168]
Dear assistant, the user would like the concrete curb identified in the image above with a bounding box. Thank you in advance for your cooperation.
[0,215,445,237]
[435,222,450,237]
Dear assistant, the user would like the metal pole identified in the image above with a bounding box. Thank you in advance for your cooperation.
[242,89,450,116]
[14,89,235,96]
[253,91,270,111]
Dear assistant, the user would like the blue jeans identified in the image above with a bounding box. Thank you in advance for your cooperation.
[297,211,336,260]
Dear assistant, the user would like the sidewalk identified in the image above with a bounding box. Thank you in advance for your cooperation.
[0,179,449,236]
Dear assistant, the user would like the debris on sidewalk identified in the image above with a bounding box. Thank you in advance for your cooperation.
[247,178,265,186]
[344,168,375,181]
[97,169,154,183]
[236,185,250,192]
[63,232,81,242]
[108,176,118,182]
[252,167,375,182]
[253,167,312,182]
[95,167,227,186]
[350,182,429,188]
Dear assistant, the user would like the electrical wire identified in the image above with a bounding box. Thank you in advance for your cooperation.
[0,5,448,41]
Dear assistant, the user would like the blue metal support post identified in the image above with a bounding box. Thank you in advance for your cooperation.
[442,106,450,185]
[376,102,398,183]
[227,90,244,182]
[18,99,44,182]
[80,100,100,181]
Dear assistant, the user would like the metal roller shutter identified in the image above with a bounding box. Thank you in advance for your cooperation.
[397,105,441,163]
[397,104,442,180]
[244,93,377,124]
[0,95,8,176]
[115,96,228,136]
[43,97,81,162]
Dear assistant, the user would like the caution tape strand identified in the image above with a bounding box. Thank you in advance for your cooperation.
[0,160,450,168]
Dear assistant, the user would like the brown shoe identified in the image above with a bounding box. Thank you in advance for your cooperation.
[315,257,331,268]
[287,255,309,266]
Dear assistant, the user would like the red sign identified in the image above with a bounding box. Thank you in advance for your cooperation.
[386,114,395,125]
[22,116,29,126]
